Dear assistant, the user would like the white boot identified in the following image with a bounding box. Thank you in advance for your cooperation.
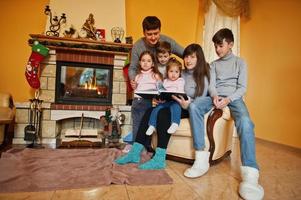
[184,151,210,178]
[239,166,264,200]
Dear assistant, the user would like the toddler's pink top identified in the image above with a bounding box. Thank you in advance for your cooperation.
[135,69,158,92]
[163,77,185,93]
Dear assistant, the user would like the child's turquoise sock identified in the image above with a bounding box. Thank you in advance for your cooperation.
[138,147,166,170]
[115,142,144,164]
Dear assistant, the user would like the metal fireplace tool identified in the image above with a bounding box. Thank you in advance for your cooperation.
[24,91,44,148]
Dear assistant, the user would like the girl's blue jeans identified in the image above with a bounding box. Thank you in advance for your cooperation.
[148,101,181,127]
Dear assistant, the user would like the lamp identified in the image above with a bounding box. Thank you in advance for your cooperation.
[44,5,66,37]
[111,27,124,43]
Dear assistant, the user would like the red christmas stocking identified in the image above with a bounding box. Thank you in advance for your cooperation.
[25,41,49,89]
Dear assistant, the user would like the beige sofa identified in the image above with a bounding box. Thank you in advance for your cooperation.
[0,92,15,147]
[153,107,234,165]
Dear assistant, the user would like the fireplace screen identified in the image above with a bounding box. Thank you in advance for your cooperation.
[55,61,113,105]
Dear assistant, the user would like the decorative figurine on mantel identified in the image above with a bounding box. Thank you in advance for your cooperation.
[81,13,97,40]
[99,108,126,148]
[61,24,79,38]
[95,29,106,41]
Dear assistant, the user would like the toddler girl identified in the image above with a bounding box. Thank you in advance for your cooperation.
[146,58,184,135]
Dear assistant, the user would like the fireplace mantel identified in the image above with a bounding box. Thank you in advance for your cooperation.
[29,34,132,56]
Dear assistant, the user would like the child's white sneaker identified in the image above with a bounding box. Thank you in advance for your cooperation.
[146,125,156,136]
[167,123,179,134]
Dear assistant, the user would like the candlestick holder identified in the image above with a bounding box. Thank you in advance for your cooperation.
[44,5,66,37]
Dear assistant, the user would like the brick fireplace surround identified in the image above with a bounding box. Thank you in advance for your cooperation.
[13,35,133,146]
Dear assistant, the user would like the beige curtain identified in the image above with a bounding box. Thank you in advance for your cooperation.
[203,0,250,19]
[202,0,250,63]
[203,2,240,63]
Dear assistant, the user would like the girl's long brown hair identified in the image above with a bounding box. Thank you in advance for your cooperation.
[137,50,163,80]
[183,44,210,97]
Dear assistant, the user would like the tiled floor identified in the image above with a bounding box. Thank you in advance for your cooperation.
[0,138,300,200]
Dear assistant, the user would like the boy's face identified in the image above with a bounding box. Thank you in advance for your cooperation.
[214,39,234,58]
[144,28,160,47]
[157,52,170,65]
[167,65,180,81]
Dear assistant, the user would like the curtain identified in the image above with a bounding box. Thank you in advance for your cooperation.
[204,0,250,19]
[202,1,240,63]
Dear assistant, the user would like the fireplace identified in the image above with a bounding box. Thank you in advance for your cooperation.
[13,34,133,146]
[55,61,113,105]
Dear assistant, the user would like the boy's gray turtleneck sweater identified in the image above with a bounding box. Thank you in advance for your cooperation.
[209,52,247,102]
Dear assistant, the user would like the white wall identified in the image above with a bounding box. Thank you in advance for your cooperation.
[46,0,126,42]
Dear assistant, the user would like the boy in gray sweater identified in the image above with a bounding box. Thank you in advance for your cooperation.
[183,28,264,200]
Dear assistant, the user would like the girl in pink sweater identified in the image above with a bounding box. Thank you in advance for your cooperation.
[146,58,185,135]
[131,51,162,140]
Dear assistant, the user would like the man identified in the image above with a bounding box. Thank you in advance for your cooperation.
[126,16,183,142]
[128,16,184,87]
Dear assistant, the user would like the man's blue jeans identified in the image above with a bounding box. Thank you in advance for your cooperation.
[188,96,259,169]
[148,101,181,127]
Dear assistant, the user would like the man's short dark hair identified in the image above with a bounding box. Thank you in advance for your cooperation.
[142,16,161,32]
[212,28,234,44]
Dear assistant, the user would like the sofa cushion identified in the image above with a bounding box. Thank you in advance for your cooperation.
[152,107,234,162]
[173,112,210,137]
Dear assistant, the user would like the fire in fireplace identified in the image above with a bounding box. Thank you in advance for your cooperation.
[55,61,113,105]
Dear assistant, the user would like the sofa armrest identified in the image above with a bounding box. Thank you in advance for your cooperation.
[206,108,233,165]
[0,92,15,124]
[0,93,14,108]
[0,108,15,124]
[0,93,15,146]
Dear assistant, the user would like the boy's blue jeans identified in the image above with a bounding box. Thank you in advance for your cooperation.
[188,96,259,169]
[148,101,181,127]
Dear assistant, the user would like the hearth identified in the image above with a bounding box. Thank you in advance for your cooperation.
[55,61,113,105]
